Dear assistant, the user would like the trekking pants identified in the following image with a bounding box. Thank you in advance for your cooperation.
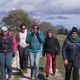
[18,46,28,69]
[65,61,79,80]
[45,53,56,75]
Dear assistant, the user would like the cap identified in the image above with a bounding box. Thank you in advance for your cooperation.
[71,27,78,34]
[1,26,8,31]
[47,29,53,33]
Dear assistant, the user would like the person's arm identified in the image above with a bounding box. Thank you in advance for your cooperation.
[36,30,45,43]
[16,32,20,45]
[55,37,60,55]
[26,31,32,44]
[12,36,17,57]
[62,39,69,65]
[42,40,46,57]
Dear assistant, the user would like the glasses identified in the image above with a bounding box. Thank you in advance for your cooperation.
[33,28,38,29]
[21,28,26,29]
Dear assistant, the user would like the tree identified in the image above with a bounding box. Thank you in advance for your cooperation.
[57,27,69,35]
[64,29,69,35]
[39,22,57,35]
[2,9,33,28]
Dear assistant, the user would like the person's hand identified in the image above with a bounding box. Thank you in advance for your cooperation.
[22,44,28,48]
[22,46,26,48]
[64,59,68,65]
[52,54,55,57]
[12,53,15,58]
[26,44,29,47]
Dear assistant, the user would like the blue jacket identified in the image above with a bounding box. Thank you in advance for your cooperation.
[26,30,45,53]
[62,36,80,64]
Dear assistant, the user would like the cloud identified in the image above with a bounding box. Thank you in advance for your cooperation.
[56,16,69,19]
[0,0,80,29]
[0,0,21,12]
[33,0,80,14]
[0,0,80,18]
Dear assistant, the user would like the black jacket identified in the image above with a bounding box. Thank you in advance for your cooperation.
[62,36,80,62]
[43,36,60,56]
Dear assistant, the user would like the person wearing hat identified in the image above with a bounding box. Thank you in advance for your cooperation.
[0,26,17,80]
[62,27,80,80]
[26,22,45,80]
[42,29,60,78]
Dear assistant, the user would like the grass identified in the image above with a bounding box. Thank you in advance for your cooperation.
[57,35,66,77]
[57,35,80,80]
[12,34,66,80]
[12,34,80,80]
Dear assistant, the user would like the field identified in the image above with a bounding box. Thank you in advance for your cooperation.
[0,34,79,80]
[12,35,66,80]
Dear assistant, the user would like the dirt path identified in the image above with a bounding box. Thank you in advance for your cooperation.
[11,51,64,80]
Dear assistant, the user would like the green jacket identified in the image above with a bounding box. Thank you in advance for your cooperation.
[26,30,45,53]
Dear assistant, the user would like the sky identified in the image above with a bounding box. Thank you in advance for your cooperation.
[0,0,80,29]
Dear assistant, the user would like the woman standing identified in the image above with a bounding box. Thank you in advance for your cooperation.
[0,26,17,80]
[62,27,80,80]
[43,29,60,77]
[26,23,45,80]
[17,23,29,73]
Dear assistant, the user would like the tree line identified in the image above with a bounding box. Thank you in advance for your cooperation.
[0,9,78,35]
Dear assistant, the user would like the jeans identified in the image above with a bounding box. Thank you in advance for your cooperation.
[29,52,41,79]
[0,52,12,80]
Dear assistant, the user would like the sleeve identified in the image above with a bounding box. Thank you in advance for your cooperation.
[36,30,45,43]
[12,36,17,55]
[16,32,20,44]
[55,38,60,55]
[62,39,68,60]
[42,39,46,57]
[26,31,32,44]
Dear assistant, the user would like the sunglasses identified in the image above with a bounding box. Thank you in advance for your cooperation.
[33,28,38,29]
[21,28,26,29]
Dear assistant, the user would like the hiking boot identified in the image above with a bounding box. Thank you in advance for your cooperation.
[7,75,11,80]
[46,74,49,77]
[51,73,55,76]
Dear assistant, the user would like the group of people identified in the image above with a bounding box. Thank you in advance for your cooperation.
[0,22,80,80]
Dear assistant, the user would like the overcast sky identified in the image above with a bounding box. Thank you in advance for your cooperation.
[0,0,80,29]
[0,0,80,14]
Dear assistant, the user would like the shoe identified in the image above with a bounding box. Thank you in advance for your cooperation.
[45,75,49,80]
[7,77,11,80]
[51,73,55,76]
[31,76,35,80]
[7,74,11,80]
[46,74,49,77]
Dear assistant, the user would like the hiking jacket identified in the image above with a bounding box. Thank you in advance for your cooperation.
[62,36,80,63]
[0,34,17,54]
[26,30,45,53]
[43,36,60,56]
